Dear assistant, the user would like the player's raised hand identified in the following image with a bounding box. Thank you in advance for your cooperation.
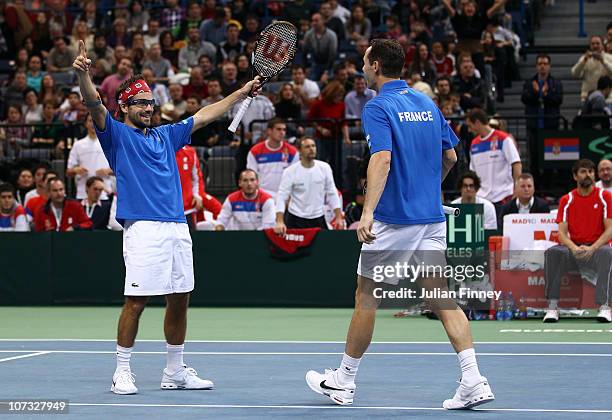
[357,212,375,243]
[73,40,92,73]
[237,76,262,100]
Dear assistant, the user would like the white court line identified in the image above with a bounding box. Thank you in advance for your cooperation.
[0,351,50,363]
[1,339,612,345]
[68,403,612,413]
[0,350,610,357]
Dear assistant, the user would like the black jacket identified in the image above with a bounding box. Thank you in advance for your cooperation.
[498,196,551,232]
[521,74,563,129]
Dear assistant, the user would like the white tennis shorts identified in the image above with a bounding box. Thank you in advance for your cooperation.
[357,221,447,285]
[122,220,195,296]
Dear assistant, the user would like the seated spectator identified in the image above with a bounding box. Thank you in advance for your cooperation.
[71,20,93,48]
[199,6,228,46]
[451,58,487,111]
[220,62,240,96]
[30,101,60,151]
[100,57,133,114]
[330,0,351,23]
[430,41,454,77]
[26,170,58,224]
[451,171,497,231]
[24,165,48,206]
[108,18,131,49]
[596,159,612,193]
[408,72,435,99]
[5,71,28,109]
[0,105,30,160]
[308,81,350,162]
[202,78,224,106]
[88,33,115,66]
[275,138,344,232]
[14,169,34,207]
[408,43,437,87]
[578,75,612,129]
[274,83,303,121]
[34,178,93,232]
[177,2,203,40]
[81,176,112,230]
[0,183,29,232]
[144,18,161,50]
[466,108,522,208]
[303,13,338,81]
[143,43,175,84]
[239,14,260,43]
[160,30,179,69]
[161,0,185,39]
[408,20,431,47]
[319,1,346,42]
[214,169,275,231]
[178,27,216,72]
[166,83,187,120]
[247,118,299,198]
[26,55,45,92]
[344,74,376,133]
[39,74,63,107]
[22,89,44,124]
[345,5,372,42]
[66,114,113,200]
[128,0,150,33]
[59,91,86,123]
[216,23,246,65]
[544,159,612,323]
[571,36,612,102]
[235,53,252,85]
[142,68,170,106]
[181,95,202,120]
[229,90,275,144]
[291,65,321,111]
[497,173,551,231]
[381,14,402,40]
[47,36,76,73]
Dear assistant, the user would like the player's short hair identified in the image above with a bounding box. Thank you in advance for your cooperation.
[86,176,104,188]
[0,183,15,196]
[267,118,286,129]
[457,171,481,191]
[466,108,489,124]
[572,159,596,175]
[239,168,258,180]
[368,39,405,78]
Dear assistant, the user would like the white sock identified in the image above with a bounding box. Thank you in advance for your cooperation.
[337,353,361,385]
[457,348,481,387]
[166,343,184,373]
[549,299,559,310]
[116,345,132,372]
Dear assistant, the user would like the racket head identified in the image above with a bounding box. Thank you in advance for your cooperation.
[252,20,298,81]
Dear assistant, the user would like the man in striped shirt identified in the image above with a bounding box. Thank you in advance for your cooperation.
[544,159,612,323]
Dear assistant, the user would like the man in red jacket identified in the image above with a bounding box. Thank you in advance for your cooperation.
[34,178,93,232]
[176,145,221,228]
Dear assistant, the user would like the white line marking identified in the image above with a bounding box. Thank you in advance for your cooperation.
[0,351,51,363]
[0,350,610,357]
[67,403,612,413]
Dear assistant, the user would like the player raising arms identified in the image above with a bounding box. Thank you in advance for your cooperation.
[305,39,495,409]
[73,40,260,395]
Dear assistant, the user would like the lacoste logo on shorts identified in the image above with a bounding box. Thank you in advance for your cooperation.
[131,283,139,287]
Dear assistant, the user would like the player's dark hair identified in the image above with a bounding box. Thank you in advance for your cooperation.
[0,183,15,196]
[115,74,145,119]
[457,171,481,191]
[536,53,551,65]
[267,117,286,129]
[368,39,405,78]
[86,176,104,188]
[572,159,596,175]
[466,108,489,124]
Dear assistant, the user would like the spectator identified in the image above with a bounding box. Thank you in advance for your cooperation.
[25,170,58,222]
[521,53,563,173]
[14,48,29,73]
[381,14,402,40]
[88,33,115,66]
[220,62,240,97]
[165,83,187,120]
[344,73,376,120]
[544,159,612,323]
[70,20,93,48]
[26,55,45,93]
[160,30,179,69]
[59,91,86,123]
[450,171,497,231]
[329,0,351,23]
[346,5,372,42]
[142,68,170,106]
[435,75,453,104]
[274,83,303,120]
[46,0,73,36]
[108,18,131,49]
[22,89,44,124]
[285,0,312,26]
[47,36,77,73]
[596,159,612,193]
[128,1,150,33]
[332,63,354,93]
[0,105,29,160]
[451,58,487,111]
[216,23,246,65]
[193,82,232,147]
[177,1,203,40]
[0,183,29,232]
[129,33,147,74]
[202,78,224,106]
[275,137,344,231]
[319,1,346,42]
[75,0,102,33]
[24,165,48,206]
[247,118,299,197]
[578,75,612,129]
[290,65,321,110]
[178,27,216,72]
[14,169,34,207]
[183,67,209,101]
[5,71,28,109]
[571,35,612,102]
[34,178,92,232]
[81,176,112,230]
[143,18,161,50]
[181,95,202,119]
[497,173,551,230]
[303,13,338,81]
[199,55,215,78]
[430,41,454,77]
[199,6,228,46]
[31,101,61,150]
[100,57,133,114]
[235,53,251,85]
[113,45,129,69]
[408,43,437,87]
[39,74,63,107]
[239,14,260,43]
[466,108,522,208]
[66,113,113,200]
[214,169,276,231]
[143,43,175,83]
[353,37,370,70]
[230,90,275,144]
[161,0,185,39]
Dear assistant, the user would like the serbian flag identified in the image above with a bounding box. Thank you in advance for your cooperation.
[264,228,320,259]
[543,137,579,161]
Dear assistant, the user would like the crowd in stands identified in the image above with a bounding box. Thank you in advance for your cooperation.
[0,1,610,234]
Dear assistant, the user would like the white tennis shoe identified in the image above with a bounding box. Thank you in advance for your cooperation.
[443,376,495,409]
[596,306,612,323]
[543,309,560,323]
[111,370,138,395]
[305,368,355,405]
[161,365,214,390]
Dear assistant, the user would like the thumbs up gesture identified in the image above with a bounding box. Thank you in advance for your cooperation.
[73,40,92,73]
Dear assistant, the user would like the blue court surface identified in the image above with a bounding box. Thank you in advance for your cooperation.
[1,340,611,419]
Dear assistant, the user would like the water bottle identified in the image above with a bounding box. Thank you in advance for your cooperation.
[505,292,516,321]
[517,295,528,320]
[496,292,506,321]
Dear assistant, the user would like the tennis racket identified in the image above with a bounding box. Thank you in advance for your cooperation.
[228,20,298,133]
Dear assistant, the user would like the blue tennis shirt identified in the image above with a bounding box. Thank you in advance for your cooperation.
[361,80,459,225]
[95,112,193,225]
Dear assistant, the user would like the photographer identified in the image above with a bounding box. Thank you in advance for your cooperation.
[571,35,612,102]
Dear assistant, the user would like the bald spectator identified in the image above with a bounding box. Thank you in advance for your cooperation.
[572,35,612,102]
[47,36,76,73]
[597,159,612,193]
[497,173,551,231]
[100,57,133,113]
[178,27,216,72]
[217,23,246,64]
[143,43,175,83]
[303,13,338,81]
[34,178,93,232]
[220,62,239,96]
[451,171,497,231]
[0,183,29,232]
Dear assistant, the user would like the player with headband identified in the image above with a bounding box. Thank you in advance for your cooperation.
[73,40,260,395]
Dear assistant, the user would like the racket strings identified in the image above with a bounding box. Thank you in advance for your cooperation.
[253,22,298,78]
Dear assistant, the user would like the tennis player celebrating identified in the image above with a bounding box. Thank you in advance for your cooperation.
[305,39,495,409]
[73,40,260,395]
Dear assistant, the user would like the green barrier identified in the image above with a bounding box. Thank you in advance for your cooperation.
[0,206,480,306]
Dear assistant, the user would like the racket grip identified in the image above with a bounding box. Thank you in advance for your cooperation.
[443,205,460,217]
[228,97,253,133]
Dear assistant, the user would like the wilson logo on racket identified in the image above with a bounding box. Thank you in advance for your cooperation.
[261,34,290,63]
